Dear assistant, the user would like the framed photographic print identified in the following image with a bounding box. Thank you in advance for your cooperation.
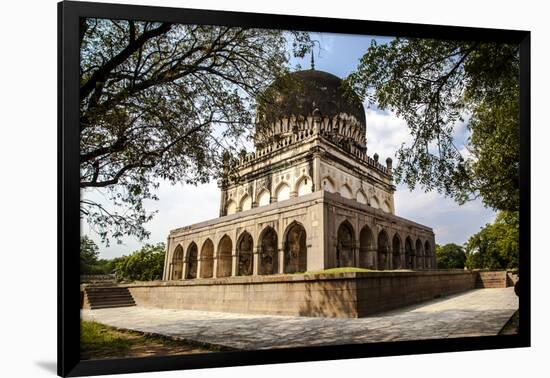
[58,0,530,376]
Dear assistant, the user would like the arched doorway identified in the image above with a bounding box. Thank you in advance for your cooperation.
[259,227,278,275]
[172,245,183,280]
[416,239,424,269]
[237,231,253,276]
[392,234,402,269]
[336,221,355,267]
[359,225,374,268]
[185,242,198,279]
[217,235,232,277]
[200,239,214,278]
[405,237,414,269]
[377,230,389,270]
[284,222,307,273]
[425,241,432,269]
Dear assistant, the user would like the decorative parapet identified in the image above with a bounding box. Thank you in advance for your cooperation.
[237,117,391,175]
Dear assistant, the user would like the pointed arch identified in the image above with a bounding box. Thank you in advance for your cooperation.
[377,230,389,270]
[392,233,402,269]
[340,184,353,199]
[200,239,214,278]
[336,220,356,267]
[275,182,291,202]
[256,188,271,207]
[259,226,278,275]
[416,238,424,269]
[321,176,336,193]
[236,231,253,276]
[424,240,432,269]
[382,200,391,213]
[296,175,313,196]
[284,221,307,273]
[359,225,374,268]
[405,236,414,269]
[171,244,184,280]
[217,235,232,277]
[240,194,252,211]
[185,242,198,279]
[226,200,237,215]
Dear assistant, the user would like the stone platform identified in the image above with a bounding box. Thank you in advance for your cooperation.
[81,287,518,350]
[105,270,481,318]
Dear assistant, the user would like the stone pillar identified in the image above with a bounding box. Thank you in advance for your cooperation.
[212,256,218,278]
[167,262,173,281]
[182,261,188,280]
[231,250,238,276]
[368,247,377,270]
[196,255,202,279]
[163,237,172,281]
[313,153,321,192]
[253,247,260,275]
[278,244,285,274]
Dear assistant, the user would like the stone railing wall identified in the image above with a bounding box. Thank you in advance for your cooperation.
[237,120,389,175]
[121,270,476,318]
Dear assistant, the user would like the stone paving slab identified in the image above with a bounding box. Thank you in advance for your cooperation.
[81,288,518,350]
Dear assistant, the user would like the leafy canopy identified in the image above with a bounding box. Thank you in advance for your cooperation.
[80,235,100,274]
[114,243,166,282]
[80,19,311,244]
[347,38,520,212]
[465,211,519,270]
[436,243,466,269]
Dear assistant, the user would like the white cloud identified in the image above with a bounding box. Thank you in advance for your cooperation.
[365,108,413,162]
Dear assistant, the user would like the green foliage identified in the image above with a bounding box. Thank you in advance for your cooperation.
[80,235,100,274]
[79,19,311,245]
[465,211,519,270]
[80,235,122,275]
[347,39,520,212]
[436,243,466,269]
[115,243,166,281]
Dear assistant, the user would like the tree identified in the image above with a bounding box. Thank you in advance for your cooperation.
[436,243,466,269]
[465,211,519,270]
[80,235,100,274]
[115,243,166,281]
[347,39,519,212]
[80,19,311,244]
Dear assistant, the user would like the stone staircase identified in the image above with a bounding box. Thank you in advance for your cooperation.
[83,286,136,309]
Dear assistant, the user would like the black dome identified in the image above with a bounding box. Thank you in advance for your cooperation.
[258,70,366,126]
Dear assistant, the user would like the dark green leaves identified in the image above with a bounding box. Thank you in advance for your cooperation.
[347,38,520,212]
[79,19,310,244]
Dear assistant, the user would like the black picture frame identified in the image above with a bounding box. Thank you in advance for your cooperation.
[58,1,531,376]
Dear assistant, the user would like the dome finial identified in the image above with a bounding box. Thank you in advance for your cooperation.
[310,48,315,70]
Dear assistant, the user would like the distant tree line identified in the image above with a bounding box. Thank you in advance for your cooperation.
[436,211,519,271]
[80,236,165,281]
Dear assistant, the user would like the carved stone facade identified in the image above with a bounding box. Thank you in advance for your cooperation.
[163,69,435,281]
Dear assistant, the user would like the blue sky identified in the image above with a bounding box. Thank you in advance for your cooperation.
[83,31,496,259]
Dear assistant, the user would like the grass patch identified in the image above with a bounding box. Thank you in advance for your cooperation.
[80,320,216,360]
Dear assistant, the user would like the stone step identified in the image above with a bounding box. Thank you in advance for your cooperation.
[90,302,136,310]
[87,297,135,304]
[86,293,134,299]
[84,286,136,309]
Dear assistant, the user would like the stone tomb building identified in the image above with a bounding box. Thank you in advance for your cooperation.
[162,69,436,281]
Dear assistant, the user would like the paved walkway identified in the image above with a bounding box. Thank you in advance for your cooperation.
[81,288,518,350]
